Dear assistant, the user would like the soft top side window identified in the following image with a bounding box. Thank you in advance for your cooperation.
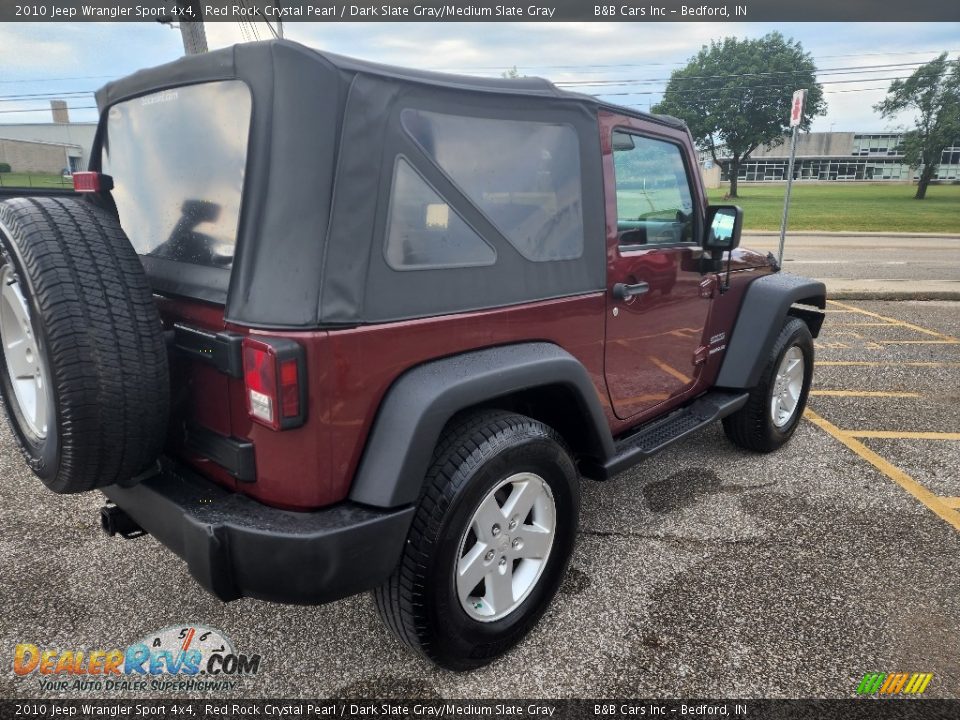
[402,109,584,262]
[612,131,696,247]
[384,157,496,271]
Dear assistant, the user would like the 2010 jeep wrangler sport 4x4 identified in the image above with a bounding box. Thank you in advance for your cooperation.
[0,40,825,670]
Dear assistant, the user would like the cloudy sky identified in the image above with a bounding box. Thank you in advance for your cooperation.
[2,21,957,131]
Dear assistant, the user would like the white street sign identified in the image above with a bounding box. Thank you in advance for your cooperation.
[790,89,806,127]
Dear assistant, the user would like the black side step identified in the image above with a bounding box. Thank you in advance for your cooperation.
[595,391,749,480]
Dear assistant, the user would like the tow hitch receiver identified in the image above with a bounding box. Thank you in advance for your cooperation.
[100,505,146,539]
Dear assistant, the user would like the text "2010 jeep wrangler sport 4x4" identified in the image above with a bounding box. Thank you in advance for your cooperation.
[0,41,824,670]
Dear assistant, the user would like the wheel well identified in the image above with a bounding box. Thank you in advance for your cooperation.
[788,296,826,338]
[451,385,609,473]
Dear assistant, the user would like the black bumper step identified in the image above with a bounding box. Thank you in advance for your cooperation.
[597,391,749,479]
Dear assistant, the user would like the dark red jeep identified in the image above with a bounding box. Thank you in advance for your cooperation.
[0,40,825,670]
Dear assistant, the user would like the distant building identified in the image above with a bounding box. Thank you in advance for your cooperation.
[0,137,86,175]
[714,131,960,183]
[0,101,97,175]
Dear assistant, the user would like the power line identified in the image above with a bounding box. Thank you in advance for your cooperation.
[430,49,957,73]
[591,76,915,96]
[0,105,98,115]
[554,62,928,88]
[0,60,927,105]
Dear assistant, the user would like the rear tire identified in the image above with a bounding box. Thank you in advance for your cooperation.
[722,317,813,453]
[0,196,169,493]
[374,411,580,670]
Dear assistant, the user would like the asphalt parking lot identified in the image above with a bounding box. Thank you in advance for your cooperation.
[1,300,958,700]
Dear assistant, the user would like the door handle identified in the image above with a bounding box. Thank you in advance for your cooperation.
[612,282,650,301]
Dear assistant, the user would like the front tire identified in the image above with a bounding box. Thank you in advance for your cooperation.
[722,317,814,453]
[374,411,580,670]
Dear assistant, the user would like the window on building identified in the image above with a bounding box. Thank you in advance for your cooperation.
[611,131,696,246]
[401,109,584,262]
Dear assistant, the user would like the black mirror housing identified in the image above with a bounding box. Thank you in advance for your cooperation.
[705,205,743,252]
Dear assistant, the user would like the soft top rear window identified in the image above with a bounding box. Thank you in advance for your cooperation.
[102,80,251,272]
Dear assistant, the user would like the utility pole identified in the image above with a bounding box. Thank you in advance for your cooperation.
[179,0,207,55]
[274,1,284,38]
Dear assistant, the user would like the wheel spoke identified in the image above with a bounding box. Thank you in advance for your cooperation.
[516,526,552,560]
[487,564,514,614]
[472,494,506,543]
[786,358,803,385]
[457,543,490,602]
[501,479,540,523]
[33,386,47,433]
[5,338,32,379]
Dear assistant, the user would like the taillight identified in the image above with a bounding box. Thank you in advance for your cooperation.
[242,337,307,431]
[72,171,113,193]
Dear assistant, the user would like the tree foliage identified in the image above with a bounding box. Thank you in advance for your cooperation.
[653,33,826,196]
[874,53,960,199]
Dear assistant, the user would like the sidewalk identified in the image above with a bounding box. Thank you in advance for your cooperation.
[823,278,960,301]
[744,230,960,239]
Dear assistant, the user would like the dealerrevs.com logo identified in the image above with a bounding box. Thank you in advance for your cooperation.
[13,625,261,693]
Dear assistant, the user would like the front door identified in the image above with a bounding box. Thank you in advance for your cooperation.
[601,112,712,422]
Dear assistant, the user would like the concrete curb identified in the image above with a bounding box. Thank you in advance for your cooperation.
[827,290,960,301]
[743,230,960,239]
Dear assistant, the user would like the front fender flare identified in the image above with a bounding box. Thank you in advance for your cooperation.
[715,272,826,389]
[348,343,614,508]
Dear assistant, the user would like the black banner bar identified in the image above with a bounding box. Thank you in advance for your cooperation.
[2,699,959,719]
[2,0,959,22]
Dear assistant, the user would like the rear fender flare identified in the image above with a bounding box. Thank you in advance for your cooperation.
[348,343,614,508]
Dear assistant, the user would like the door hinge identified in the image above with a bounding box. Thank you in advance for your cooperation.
[693,345,709,366]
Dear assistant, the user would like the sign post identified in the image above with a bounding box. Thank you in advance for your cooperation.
[777,89,805,265]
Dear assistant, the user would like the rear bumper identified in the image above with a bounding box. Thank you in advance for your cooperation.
[102,458,415,605]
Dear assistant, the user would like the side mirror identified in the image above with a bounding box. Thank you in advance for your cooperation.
[705,205,743,252]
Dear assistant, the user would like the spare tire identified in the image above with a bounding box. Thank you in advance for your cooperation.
[0,196,169,493]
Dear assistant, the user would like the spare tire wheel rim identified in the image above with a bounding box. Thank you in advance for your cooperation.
[456,472,557,622]
[0,264,51,439]
[771,345,804,429]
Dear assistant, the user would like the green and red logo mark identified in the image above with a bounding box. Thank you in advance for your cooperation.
[857,672,933,696]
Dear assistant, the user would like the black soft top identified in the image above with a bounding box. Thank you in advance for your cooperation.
[94,40,686,328]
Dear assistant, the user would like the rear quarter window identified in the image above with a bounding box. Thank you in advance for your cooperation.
[101,80,251,270]
[401,109,584,262]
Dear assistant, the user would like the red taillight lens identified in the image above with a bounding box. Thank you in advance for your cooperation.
[280,359,300,418]
[242,337,306,430]
[72,171,112,193]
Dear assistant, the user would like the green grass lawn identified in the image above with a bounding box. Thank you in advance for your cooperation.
[0,172,73,189]
[707,183,960,233]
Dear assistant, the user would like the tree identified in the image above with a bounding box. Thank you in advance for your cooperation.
[875,53,960,200]
[653,33,825,197]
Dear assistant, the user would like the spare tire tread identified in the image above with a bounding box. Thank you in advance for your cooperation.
[0,196,169,493]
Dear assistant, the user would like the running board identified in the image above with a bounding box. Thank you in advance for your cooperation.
[592,391,749,480]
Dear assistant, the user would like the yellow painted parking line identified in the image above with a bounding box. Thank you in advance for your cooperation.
[649,356,692,384]
[846,431,960,441]
[818,361,960,367]
[826,300,959,341]
[942,497,960,510]
[809,390,922,398]
[804,409,960,532]
[830,322,899,327]
[877,340,960,345]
